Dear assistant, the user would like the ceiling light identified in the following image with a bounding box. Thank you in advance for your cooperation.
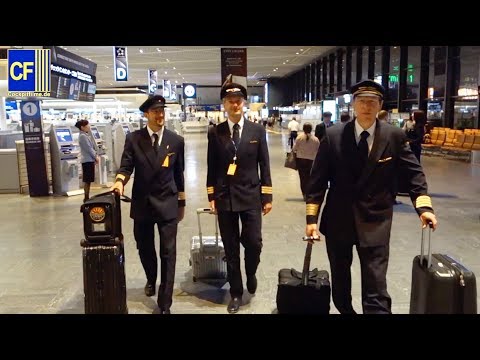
[164,71,168,74]
[166,59,170,62]
[173,67,176,70]
[139,49,143,53]
[296,52,299,55]
[300,49,303,51]
[283,62,286,65]
[156,48,161,52]
[178,73,181,75]
[286,60,289,62]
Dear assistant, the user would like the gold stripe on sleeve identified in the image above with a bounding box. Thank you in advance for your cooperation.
[415,195,432,209]
[306,204,320,216]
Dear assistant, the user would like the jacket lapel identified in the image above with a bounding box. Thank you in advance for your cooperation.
[341,121,358,177]
[355,120,389,189]
[237,119,251,154]
[157,129,171,168]
[217,121,236,156]
[139,127,157,169]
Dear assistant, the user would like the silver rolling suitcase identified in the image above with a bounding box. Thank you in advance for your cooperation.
[189,208,227,282]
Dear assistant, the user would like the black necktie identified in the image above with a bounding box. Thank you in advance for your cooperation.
[232,123,240,147]
[358,130,370,164]
[152,133,159,154]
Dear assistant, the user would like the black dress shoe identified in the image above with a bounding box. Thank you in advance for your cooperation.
[160,308,171,314]
[247,275,257,295]
[144,282,155,297]
[227,297,241,314]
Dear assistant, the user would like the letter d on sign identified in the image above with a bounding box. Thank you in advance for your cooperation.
[116,68,127,81]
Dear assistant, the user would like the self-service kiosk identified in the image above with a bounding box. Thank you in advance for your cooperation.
[90,126,109,186]
[112,123,134,173]
[93,123,113,173]
[50,126,81,195]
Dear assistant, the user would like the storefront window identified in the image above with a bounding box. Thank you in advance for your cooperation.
[362,47,369,80]
[428,46,446,99]
[387,46,400,101]
[405,46,421,101]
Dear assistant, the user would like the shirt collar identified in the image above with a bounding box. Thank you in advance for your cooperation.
[227,116,245,131]
[354,119,376,138]
[147,124,164,138]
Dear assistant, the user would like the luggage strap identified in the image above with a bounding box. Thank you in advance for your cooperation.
[290,268,323,289]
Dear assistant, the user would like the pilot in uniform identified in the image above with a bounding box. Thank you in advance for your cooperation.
[112,95,186,314]
[305,80,438,314]
[206,83,273,313]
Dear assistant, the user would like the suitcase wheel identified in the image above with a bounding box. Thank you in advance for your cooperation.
[80,238,86,247]
[189,259,192,266]
[193,276,197,282]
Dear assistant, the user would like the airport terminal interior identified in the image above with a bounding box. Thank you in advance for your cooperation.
[0,126,479,314]
[0,45,480,314]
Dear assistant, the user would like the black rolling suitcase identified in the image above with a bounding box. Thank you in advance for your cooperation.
[409,224,477,314]
[80,190,131,314]
[276,238,331,314]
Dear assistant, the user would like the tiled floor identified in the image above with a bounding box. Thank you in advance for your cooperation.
[1,126,479,314]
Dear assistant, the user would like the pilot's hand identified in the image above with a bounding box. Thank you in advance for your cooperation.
[305,224,321,244]
[420,212,437,231]
[111,181,124,196]
[209,200,217,215]
[178,206,185,222]
[263,202,272,216]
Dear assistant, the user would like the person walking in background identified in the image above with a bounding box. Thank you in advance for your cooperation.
[377,110,389,123]
[206,82,272,314]
[287,116,300,149]
[75,120,99,202]
[408,110,427,162]
[111,95,186,315]
[305,80,437,314]
[340,112,351,123]
[292,122,320,201]
[315,111,334,142]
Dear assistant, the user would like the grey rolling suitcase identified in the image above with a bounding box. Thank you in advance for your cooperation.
[409,224,477,314]
[189,208,227,282]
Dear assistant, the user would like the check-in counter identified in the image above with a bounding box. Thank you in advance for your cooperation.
[0,149,20,193]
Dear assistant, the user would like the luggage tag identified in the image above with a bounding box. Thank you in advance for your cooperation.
[227,156,237,175]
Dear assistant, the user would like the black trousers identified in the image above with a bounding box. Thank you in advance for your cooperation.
[325,236,392,314]
[217,208,263,297]
[296,157,314,198]
[289,131,298,149]
[133,218,177,309]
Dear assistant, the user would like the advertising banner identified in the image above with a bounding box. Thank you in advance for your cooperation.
[221,48,247,89]
[163,79,171,99]
[114,46,128,81]
[148,69,158,94]
[20,100,49,196]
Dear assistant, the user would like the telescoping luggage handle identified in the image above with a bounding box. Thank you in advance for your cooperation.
[96,189,132,203]
[301,236,320,286]
[196,208,219,249]
[420,221,434,268]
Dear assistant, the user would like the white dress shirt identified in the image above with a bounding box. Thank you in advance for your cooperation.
[227,116,245,140]
[147,125,165,147]
[354,120,376,155]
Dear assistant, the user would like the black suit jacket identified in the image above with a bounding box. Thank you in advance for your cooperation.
[206,120,272,212]
[314,122,326,142]
[314,122,334,142]
[306,120,434,247]
[116,127,185,221]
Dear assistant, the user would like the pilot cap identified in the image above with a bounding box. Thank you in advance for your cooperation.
[221,82,247,100]
[351,80,385,99]
[139,95,167,112]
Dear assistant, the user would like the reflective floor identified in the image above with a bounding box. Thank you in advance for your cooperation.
[1,127,479,314]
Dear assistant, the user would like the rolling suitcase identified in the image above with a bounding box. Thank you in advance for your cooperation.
[276,237,331,314]
[189,208,227,282]
[80,190,131,314]
[409,224,477,314]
